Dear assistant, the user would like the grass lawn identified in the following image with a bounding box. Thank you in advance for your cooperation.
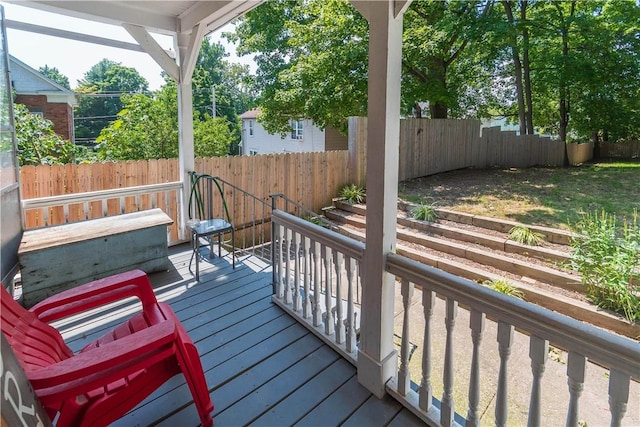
[398,160,640,230]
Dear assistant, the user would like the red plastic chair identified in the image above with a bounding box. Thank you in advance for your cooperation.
[1,270,213,427]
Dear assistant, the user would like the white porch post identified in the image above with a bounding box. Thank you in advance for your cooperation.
[125,22,204,242]
[352,0,408,398]
[175,26,205,241]
[177,78,195,240]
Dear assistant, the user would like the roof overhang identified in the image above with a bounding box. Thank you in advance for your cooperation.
[9,1,263,36]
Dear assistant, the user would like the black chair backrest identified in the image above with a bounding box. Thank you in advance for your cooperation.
[188,172,231,223]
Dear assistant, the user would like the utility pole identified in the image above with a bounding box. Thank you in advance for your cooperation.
[211,86,216,117]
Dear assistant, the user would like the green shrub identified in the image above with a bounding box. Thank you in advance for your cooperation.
[304,215,329,228]
[339,184,365,204]
[411,203,438,222]
[483,278,525,299]
[508,225,545,246]
[570,210,640,323]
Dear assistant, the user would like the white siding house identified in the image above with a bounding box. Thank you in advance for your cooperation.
[239,109,346,155]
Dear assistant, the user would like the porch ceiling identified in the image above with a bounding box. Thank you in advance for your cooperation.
[9,1,263,36]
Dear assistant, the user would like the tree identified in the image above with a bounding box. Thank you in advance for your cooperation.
[500,0,534,134]
[569,0,640,144]
[194,116,236,157]
[74,59,149,144]
[96,83,178,160]
[402,0,496,118]
[524,0,640,143]
[231,0,500,133]
[14,103,79,165]
[38,65,70,89]
[96,81,236,160]
[230,0,369,133]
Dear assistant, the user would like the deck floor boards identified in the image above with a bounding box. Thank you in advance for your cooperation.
[57,244,424,426]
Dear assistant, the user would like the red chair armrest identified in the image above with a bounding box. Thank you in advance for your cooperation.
[30,270,158,322]
[28,319,176,398]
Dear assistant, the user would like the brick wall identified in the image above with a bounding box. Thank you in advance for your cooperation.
[15,95,74,142]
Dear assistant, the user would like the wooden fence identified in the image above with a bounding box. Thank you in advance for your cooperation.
[600,141,640,159]
[348,117,567,183]
[20,151,351,237]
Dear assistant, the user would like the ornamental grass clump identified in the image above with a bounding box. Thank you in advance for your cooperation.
[483,278,525,299]
[508,225,545,246]
[411,203,438,222]
[570,210,640,323]
[339,184,365,205]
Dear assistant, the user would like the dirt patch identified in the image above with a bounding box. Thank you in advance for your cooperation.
[398,163,640,229]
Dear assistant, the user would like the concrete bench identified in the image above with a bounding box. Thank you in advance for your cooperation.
[18,208,173,307]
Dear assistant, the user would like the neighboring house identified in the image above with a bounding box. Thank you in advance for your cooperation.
[239,109,347,155]
[9,55,77,142]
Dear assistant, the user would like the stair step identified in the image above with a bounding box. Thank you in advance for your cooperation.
[335,226,640,339]
[326,208,580,291]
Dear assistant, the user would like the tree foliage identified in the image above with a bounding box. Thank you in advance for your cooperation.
[74,59,149,143]
[14,103,79,165]
[192,38,255,125]
[38,65,71,89]
[231,0,639,143]
[96,81,235,160]
[230,0,369,133]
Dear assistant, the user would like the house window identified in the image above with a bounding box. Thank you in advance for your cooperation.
[290,119,303,140]
[29,109,44,119]
[249,150,258,155]
[249,120,254,136]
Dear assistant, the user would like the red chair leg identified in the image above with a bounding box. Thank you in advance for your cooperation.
[160,303,213,427]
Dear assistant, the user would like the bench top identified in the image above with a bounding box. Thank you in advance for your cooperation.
[19,209,173,253]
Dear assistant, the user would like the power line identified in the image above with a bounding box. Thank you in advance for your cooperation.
[74,115,118,120]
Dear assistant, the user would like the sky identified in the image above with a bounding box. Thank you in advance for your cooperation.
[1,2,254,91]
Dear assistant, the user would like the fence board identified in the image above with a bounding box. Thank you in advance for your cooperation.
[350,118,566,182]
[600,141,640,159]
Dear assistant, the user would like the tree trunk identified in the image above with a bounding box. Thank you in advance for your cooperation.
[521,1,534,135]
[556,2,575,144]
[592,130,600,159]
[430,102,448,119]
[426,57,448,119]
[503,1,526,135]
[414,103,423,118]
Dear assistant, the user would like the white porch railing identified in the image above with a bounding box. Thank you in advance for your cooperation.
[271,209,364,364]
[386,253,639,427]
[22,181,185,244]
[271,210,640,427]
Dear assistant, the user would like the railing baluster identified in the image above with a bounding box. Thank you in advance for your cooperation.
[398,278,414,396]
[466,309,485,427]
[495,321,514,427]
[302,236,312,319]
[312,241,322,327]
[284,228,292,305]
[323,245,334,336]
[292,230,302,311]
[419,289,435,412]
[333,251,345,344]
[527,335,548,427]
[344,256,356,353]
[441,298,458,426]
[276,224,285,299]
[566,351,586,427]
[608,369,630,427]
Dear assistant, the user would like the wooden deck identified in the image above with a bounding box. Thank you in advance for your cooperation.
[55,244,425,427]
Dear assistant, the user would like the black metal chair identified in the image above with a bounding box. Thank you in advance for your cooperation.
[188,172,235,281]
